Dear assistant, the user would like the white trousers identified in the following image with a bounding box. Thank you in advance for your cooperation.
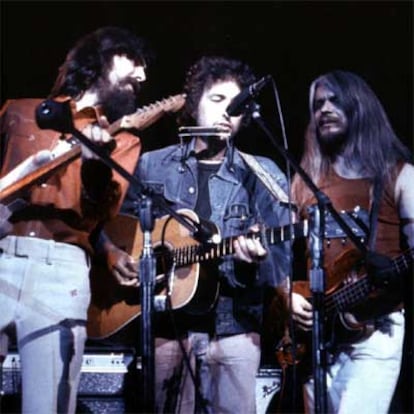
[155,332,261,413]
[0,236,91,414]
[304,311,405,414]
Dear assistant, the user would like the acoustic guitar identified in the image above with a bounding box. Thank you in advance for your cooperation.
[87,209,307,339]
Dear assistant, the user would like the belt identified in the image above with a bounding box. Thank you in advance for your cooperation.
[0,235,89,265]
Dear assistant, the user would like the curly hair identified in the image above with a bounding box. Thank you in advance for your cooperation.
[50,26,151,99]
[178,55,256,126]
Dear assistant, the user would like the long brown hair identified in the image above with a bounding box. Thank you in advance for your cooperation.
[292,70,411,208]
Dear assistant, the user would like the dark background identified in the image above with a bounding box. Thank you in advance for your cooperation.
[1,1,413,412]
[1,0,412,165]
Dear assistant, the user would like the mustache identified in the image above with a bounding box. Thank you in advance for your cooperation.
[119,77,142,96]
[318,115,339,126]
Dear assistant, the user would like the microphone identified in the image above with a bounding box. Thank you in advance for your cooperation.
[36,99,74,133]
[226,75,272,117]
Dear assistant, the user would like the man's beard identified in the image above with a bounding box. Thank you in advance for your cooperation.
[317,131,347,158]
[98,80,140,123]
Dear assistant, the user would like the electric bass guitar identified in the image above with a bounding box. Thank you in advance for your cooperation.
[276,246,413,369]
[87,209,307,339]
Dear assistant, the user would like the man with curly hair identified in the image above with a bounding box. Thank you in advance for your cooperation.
[115,55,292,413]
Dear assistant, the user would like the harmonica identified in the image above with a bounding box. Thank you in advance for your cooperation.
[178,126,231,138]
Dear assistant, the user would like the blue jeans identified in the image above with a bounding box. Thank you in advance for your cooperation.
[0,236,91,413]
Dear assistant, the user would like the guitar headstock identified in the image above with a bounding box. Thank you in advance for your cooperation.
[108,94,186,134]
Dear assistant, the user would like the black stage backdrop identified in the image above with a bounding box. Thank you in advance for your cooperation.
[1,1,413,412]
[1,1,412,161]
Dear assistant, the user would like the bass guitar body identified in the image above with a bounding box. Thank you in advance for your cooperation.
[294,249,375,345]
[275,246,411,370]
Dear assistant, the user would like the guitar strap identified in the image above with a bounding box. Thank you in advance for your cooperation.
[238,151,289,203]
[367,177,384,250]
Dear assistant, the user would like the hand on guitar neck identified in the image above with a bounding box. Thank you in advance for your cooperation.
[87,209,304,340]
[80,115,117,159]
[233,223,268,263]
[98,215,267,288]
[0,94,186,231]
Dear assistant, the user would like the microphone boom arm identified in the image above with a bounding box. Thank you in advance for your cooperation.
[35,99,214,242]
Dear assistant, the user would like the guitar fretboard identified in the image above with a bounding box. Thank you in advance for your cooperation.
[327,247,414,313]
[107,94,185,135]
[327,276,372,313]
[393,248,414,274]
[172,221,307,267]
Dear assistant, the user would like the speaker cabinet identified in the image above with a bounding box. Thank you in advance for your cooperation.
[256,367,282,414]
[1,348,137,413]
[1,352,280,414]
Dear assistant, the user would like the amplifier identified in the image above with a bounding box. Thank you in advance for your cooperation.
[1,353,281,414]
[256,367,282,414]
[1,349,136,396]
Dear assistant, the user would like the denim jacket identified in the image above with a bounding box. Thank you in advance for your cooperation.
[122,140,292,335]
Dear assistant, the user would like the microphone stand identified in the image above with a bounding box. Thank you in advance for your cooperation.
[250,105,367,414]
[307,203,327,413]
[0,333,8,414]
[138,196,156,411]
[35,99,211,413]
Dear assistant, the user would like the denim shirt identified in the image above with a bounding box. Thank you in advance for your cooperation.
[122,140,292,335]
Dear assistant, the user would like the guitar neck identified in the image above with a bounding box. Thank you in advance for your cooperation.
[328,247,414,313]
[172,221,306,267]
[0,144,81,203]
[107,94,186,135]
[393,247,414,274]
[1,94,186,205]
[328,275,371,313]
